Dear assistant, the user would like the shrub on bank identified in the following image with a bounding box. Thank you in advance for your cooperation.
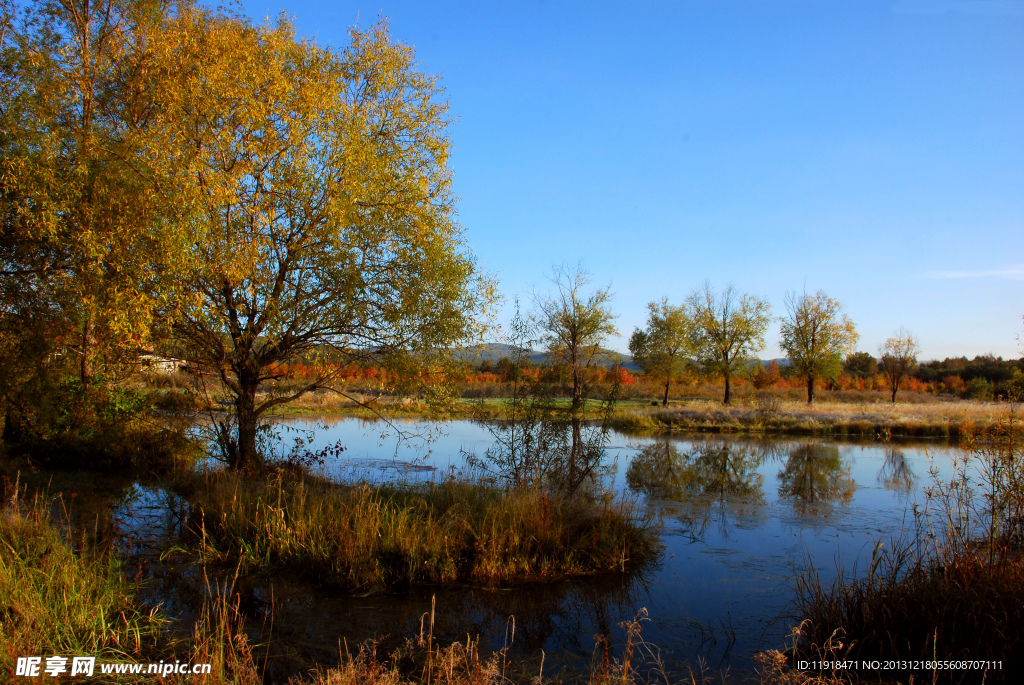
[3,378,200,474]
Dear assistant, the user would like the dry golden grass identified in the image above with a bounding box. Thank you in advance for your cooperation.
[264,388,1006,441]
[0,485,165,680]
[180,471,659,590]
[632,396,1006,439]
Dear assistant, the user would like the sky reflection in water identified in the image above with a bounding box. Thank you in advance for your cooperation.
[280,419,953,669]
[113,418,959,676]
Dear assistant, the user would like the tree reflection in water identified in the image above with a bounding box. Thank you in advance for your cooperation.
[626,439,766,540]
[467,416,612,495]
[877,448,916,495]
[777,443,855,511]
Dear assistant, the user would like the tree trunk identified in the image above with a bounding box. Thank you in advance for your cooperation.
[891,380,898,404]
[723,373,731,404]
[3,405,25,444]
[663,378,670,406]
[568,417,582,493]
[80,315,92,384]
[807,376,815,404]
[232,373,261,470]
[571,365,583,411]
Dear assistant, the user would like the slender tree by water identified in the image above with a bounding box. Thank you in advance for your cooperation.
[779,290,858,404]
[533,264,617,412]
[879,328,920,404]
[687,282,771,405]
[629,298,695,406]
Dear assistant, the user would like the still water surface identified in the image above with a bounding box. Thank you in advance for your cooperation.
[113,418,959,679]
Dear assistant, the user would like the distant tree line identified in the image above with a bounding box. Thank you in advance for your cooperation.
[468,274,1022,406]
[844,352,1024,401]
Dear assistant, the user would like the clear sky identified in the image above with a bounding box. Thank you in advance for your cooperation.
[241,0,1024,360]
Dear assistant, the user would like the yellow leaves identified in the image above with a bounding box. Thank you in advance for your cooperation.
[779,290,859,385]
[4,0,488,408]
[2,0,201,355]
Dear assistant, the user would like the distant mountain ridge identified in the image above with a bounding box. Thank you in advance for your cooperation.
[453,345,790,373]
[453,343,638,371]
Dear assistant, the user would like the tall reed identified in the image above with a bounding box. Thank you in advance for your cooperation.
[169,573,261,685]
[792,406,1024,682]
[299,607,691,685]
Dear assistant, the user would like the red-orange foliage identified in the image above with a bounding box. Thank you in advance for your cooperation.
[608,366,636,385]
[751,360,783,389]
[472,372,502,384]
[941,375,967,395]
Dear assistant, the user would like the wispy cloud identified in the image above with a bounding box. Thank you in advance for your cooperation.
[892,0,1024,18]
[921,264,1024,280]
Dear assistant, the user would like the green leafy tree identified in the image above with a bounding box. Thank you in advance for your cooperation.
[963,377,993,401]
[779,290,858,404]
[533,264,617,412]
[629,298,695,406]
[1000,369,1024,402]
[843,351,878,379]
[687,282,772,405]
[879,328,920,403]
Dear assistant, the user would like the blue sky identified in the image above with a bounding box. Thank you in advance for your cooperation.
[242,0,1023,360]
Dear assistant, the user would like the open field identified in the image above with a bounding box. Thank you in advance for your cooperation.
[141,368,1012,441]
[254,393,1009,441]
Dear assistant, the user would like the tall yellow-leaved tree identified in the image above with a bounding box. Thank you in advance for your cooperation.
[1,0,195,380]
[151,11,489,469]
[1,0,206,450]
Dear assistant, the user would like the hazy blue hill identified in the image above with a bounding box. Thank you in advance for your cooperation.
[451,343,533,363]
[452,343,638,371]
[452,346,786,374]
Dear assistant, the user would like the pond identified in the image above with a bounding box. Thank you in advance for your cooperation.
[105,418,958,681]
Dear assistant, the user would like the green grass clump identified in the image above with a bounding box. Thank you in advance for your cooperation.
[183,473,658,590]
[0,487,164,674]
[608,410,661,433]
